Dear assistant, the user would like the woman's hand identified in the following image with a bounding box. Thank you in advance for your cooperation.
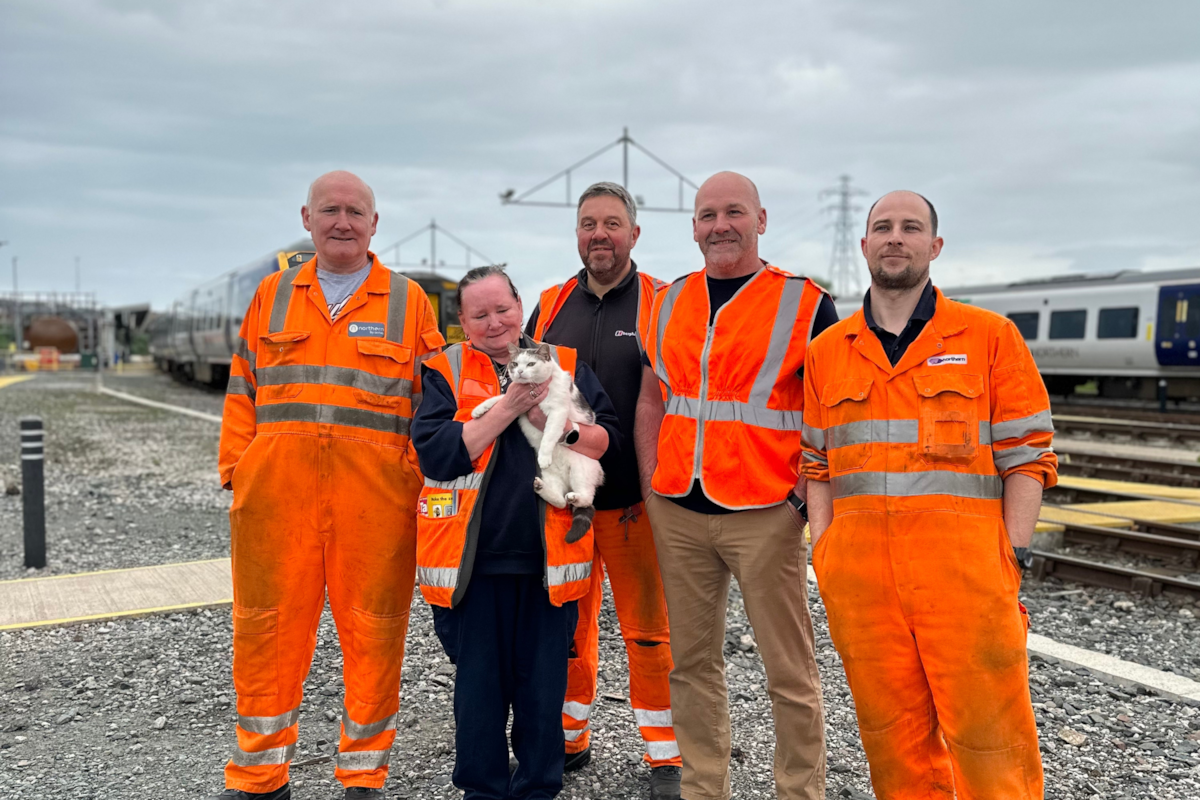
[496,379,551,422]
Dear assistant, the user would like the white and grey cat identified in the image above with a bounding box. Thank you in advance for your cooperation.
[471,342,604,543]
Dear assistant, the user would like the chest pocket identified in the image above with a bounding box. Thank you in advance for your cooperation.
[257,331,311,401]
[353,339,413,408]
[820,378,874,473]
[913,372,983,465]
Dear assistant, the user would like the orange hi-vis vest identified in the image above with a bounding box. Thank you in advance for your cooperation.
[533,271,665,351]
[800,288,1059,514]
[644,265,827,510]
[218,253,445,487]
[416,340,595,608]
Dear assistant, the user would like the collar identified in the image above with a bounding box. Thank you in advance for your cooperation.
[863,280,936,333]
[290,251,390,292]
[845,286,968,345]
[573,260,640,300]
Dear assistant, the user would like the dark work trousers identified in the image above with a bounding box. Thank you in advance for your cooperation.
[435,573,579,800]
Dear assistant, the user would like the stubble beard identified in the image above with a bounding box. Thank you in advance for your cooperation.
[870,261,929,292]
[584,250,628,286]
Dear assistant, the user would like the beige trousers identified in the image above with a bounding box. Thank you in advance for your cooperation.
[645,493,826,800]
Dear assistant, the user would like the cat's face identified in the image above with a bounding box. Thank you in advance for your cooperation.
[506,343,555,384]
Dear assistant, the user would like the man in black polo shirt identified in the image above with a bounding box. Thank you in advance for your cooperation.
[525,182,681,800]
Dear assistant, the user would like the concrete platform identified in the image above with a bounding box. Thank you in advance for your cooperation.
[1068,499,1200,525]
[0,558,232,630]
[1057,474,1200,502]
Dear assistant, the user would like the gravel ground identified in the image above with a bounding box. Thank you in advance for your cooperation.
[0,371,228,581]
[3,372,1200,798]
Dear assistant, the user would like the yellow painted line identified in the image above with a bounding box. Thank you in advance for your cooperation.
[0,558,233,630]
[1038,505,1135,529]
[1068,500,1200,524]
[1058,475,1200,502]
[0,375,34,390]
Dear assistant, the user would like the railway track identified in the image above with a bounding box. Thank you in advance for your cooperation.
[1052,413,1200,448]
[1030,549,1200,599]
[1056,450,1200,488]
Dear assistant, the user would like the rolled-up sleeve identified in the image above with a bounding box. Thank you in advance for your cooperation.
[411,367,475,482]
[990,321,1058,488]
[800,346,830,482]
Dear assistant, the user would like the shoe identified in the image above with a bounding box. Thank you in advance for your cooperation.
[649,765,682,800]
[563,746,591,772]
[344,789,385,799]
[208,786,291,800]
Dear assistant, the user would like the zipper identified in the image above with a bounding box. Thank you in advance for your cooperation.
[590,298,604,371]
[692,323,716,480]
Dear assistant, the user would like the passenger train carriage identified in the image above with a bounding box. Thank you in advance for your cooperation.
[831,268,1200,400]
[149,238,465,386]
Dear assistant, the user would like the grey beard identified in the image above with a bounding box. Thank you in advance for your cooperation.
[585,255,628,284]
[870,263,928,291]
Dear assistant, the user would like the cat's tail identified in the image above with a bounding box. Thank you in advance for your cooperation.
[565,504,595,544]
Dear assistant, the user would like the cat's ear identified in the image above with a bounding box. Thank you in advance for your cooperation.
[536,343,552,361]
[507,342,520,359]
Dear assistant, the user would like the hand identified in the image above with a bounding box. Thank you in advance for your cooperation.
[497,379,551,419]
[526,401,571,435]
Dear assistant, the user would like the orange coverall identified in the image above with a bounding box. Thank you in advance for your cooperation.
[801,289,1057,800]
[218,254,444,794]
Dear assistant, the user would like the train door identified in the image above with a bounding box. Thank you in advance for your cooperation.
[1155,284,1200,365]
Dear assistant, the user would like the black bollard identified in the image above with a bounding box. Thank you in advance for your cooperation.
[1158,379,1169,414]
[20,416,46,569]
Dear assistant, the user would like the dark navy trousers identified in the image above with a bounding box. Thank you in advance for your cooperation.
[434,573,579,800]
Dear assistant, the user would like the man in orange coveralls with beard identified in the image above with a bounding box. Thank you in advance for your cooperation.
[211,170,444,800]
[802,190,1056,800]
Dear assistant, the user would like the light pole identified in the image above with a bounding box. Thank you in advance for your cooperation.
[12,255,20,352]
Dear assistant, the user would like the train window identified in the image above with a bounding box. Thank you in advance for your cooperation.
[1188,303,1200,339]
[1007,312,1039,340]
[1097,307,1138,339]
[1048,309,1087,340]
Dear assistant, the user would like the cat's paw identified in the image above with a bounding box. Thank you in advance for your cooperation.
[564,492,578,506]
[538,453,553,470]
[533,477,544,492]
[470,405,488,419]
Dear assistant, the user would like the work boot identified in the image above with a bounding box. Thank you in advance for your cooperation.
[563,746,591,772]
[649,765,681,800]
[208,786,291,800]
[344,788,385,799]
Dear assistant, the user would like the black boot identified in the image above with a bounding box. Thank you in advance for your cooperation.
[344,788,385,799]
[649,765,681,800]
[563,746,591,772]
[208,785,291,800]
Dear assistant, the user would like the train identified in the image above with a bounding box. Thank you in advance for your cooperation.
[833,267,1200,400]
[147,238,465,386]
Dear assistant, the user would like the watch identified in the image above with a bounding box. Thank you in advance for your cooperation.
[1013,546,1033,571]
[787,493,808,521]
[563,422,581,446]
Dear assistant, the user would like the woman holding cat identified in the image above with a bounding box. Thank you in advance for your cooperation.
[411,265,620,800]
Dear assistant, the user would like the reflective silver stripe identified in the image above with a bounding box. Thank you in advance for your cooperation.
[418,566,459,589]
[411,392,423,413]
[232,743,296,767]
[342,706,397,740]
[748,278,805,406]
[664,396,803,432]
[337,748,391,772]
[564,726,589,742]
[825,419,993,448]
[235,337,256,372]
[647,740,681,761]
[444,344,464,391]
[256,365,413,397]
[992,410,1055,441]
[386,271,409,344]
[831,471,1003,500]
[547,560,592,587]
[993,445,1054,472]
[802,451,828,465]
[238,708,299,736]
[424,473,484,491]
[268,268,304,334]
[562,701,593,721]
[256,402,411,436]
[654,281,687,385]
[634,709,673,728]
[417,350,439,364]
[226,376,256,399]
[802,423,825,451]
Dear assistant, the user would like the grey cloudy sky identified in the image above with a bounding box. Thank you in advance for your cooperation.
[2,0,1198,310]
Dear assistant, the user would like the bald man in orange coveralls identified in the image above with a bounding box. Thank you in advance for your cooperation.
[803,191,1056,800]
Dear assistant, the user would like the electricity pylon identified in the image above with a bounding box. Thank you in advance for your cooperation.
[376,220,500,272]
[819,175,868,297]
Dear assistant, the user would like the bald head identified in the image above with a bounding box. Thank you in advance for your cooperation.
[693,171,767,278]
[307,170,375,216]
[865,190,937,237]
[301,170,379,273]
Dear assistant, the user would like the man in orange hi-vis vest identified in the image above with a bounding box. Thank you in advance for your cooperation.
[803,190,1057,800]
[525,182,680,800]
[636,171,839,800]
[212,171,445,800]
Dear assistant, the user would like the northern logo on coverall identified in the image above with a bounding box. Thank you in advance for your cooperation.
[348,322,385,337]
[927,354,967,366]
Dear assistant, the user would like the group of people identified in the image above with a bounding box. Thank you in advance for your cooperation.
[212,167,1057,800]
